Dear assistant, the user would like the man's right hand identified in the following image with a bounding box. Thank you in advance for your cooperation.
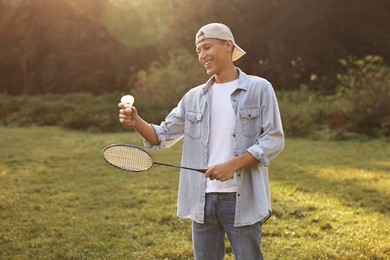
[118,102,160,145]
[118,103,139,127]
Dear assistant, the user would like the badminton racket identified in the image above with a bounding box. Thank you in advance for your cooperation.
[102,144,207,173]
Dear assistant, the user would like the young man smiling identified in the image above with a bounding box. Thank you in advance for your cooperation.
[119,23,284,259]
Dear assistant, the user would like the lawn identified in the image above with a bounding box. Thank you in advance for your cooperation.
[0,127,389,259]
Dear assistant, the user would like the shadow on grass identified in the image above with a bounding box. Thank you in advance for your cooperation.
[270,138,390,215]
[271,163,390,215]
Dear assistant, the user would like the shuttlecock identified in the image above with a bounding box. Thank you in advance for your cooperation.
[121,95,135,109]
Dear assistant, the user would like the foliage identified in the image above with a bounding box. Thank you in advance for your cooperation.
[277,86,334,138]
[2,53,390,138]
[0,0,389,95]
[336,55,390,137]
[0,92,124,132]
[131,48,207,123]
[0,0,138,95]
[0,127,389,259]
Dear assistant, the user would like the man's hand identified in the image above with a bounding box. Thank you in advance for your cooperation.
[205,163,235,181]
[205,152,259,181]
[118,103,139,127]
[118,103,159,146]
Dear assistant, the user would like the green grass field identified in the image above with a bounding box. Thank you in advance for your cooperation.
[1,127,389,259]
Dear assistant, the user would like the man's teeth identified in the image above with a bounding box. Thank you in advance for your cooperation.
[204,61,212,67]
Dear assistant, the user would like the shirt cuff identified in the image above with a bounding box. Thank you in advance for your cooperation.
[143,124,165,150]
[246,145,270,167]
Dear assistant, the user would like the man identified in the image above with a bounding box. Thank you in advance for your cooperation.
[119,23,284,260]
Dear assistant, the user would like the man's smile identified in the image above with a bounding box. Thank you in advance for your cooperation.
[204,60,213,69]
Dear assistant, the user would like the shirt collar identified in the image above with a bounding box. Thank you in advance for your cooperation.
[202,68,248,95]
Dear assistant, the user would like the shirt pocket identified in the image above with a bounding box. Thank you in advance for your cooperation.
[239,107,260,138]
[185,111,203,140]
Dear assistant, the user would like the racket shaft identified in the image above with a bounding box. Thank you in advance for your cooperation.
[154,162,207,173]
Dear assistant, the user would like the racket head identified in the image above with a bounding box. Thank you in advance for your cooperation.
[102,144,154,172]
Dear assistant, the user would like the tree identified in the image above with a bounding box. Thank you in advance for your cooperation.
[0,0,389,95]
[336,55,390,136]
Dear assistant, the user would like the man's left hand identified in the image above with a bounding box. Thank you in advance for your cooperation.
[205,163,235,181]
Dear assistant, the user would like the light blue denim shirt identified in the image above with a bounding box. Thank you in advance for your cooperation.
[144,68,284,227]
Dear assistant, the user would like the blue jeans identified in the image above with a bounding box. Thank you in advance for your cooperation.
[192,193,263,260]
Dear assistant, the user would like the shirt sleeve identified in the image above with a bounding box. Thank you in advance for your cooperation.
[246,84,284,167]
[144,99,186,150]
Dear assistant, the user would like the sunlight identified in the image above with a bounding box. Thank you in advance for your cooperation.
[65,0,173,49]
[108,0,143,9]
[105,0,173,49]
[65,0,107,22]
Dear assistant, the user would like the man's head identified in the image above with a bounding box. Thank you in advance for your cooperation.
[195,23,246,62]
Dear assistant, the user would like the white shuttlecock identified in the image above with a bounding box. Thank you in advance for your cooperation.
[121,95,135,108]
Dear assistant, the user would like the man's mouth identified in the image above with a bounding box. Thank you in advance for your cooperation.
[204,60,212,68]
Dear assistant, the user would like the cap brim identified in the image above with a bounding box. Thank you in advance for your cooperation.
[232,44,246,61]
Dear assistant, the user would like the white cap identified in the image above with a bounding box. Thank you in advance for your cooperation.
[195,23,246,61]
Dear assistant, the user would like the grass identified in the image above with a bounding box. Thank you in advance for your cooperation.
[0,127,389,259]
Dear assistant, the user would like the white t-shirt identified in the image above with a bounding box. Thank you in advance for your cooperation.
[206,79,238,193]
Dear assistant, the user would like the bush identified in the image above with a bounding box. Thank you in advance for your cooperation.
[277,86,334,138]
[60,93,123,132]
[336,55,390,137]
[0,92,124,132]
[131,48,207,124]
[1,54,388,139]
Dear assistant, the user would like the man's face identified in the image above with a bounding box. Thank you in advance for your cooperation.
[196,38,232,76]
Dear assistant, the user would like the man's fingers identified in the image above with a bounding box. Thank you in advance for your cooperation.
[205,169,218,181]
[119,113,132,120]
[205,166,233,182]
[205,168,213,177]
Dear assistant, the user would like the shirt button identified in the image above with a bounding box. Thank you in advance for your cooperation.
[237,193,241,197]
[238,174,241,177]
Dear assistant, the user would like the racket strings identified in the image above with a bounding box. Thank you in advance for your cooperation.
[104,146,153,171]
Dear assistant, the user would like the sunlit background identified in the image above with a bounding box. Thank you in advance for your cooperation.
[0,0,388,137]
[67,0,173,49]
[1,0,389,95]
[0,1,389,259]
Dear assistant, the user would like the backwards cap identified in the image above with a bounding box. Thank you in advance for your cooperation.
[195,23,246,61]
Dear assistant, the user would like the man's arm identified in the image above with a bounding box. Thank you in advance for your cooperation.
[118,103,159,146]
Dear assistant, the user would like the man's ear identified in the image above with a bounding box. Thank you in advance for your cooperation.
[225,40,234,54]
